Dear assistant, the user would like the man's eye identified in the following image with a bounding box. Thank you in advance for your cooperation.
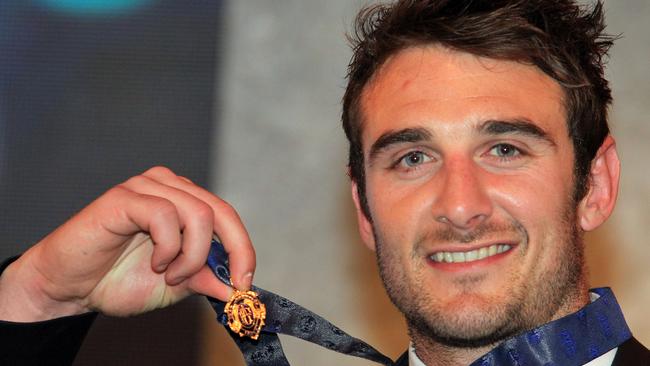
[399,151,431,167]
[489,143,520,158]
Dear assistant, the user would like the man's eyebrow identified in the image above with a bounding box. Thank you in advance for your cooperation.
[368,127,432,161]
[480,119,556,145]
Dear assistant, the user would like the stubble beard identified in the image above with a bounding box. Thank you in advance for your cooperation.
[373,207,586,350]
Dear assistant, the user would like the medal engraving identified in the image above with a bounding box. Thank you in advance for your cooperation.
[225,289,266,340]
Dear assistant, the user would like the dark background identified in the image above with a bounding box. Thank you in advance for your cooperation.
[0,0,224,364]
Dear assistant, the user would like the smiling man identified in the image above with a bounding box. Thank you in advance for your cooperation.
[1,1,649,365]
[342,0,649,365]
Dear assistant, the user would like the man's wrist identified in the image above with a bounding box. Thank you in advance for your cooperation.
[0,253,88,322]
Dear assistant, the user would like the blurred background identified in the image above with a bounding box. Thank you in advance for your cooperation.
[0,0,648,365]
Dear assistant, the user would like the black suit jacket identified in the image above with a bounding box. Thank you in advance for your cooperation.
[394,337,650,365]
[1,253,649,365]
[0,311,648,366]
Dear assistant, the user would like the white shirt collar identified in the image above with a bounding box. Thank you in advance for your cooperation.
[407,344,427,366]
[409,345,618,366]
[408,292,619,365]
[408,346,617,366]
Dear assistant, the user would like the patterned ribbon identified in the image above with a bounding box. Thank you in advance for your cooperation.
[205,239,393,366]
[469,287,631,366]
[205,239,631,365]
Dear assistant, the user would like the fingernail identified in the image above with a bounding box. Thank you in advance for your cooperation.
[240,272,253,290]
[172,276,187,285]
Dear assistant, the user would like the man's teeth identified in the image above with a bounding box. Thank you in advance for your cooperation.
[430,244,512,263]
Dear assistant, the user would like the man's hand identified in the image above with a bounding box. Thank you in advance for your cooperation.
[0,166,255,321]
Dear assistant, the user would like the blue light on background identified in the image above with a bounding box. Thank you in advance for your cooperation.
[37,0,152,15]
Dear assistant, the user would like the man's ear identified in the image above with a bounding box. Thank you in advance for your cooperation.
[578,135,620,231]
[351,181,376,251]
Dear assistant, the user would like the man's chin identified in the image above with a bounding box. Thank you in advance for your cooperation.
[406,303,523,349]
[409,320,520,349]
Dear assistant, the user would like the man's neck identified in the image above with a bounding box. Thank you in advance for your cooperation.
[410,336,495,366]
[410,287,591,365]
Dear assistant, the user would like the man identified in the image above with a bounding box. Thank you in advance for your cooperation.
[0,1,648,366]
[341,0,649,365]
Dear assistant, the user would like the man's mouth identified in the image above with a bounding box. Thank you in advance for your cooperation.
[429,244,513,264]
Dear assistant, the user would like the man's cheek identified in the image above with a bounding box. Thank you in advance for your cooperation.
[488,178,551,218]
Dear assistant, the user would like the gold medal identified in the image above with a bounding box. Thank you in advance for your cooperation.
[225,288,266,340]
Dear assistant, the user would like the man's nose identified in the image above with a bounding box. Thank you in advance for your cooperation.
[431,157,492,230]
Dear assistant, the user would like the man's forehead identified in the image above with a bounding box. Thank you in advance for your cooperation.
[362,46,507,99]
[358,45,567,146]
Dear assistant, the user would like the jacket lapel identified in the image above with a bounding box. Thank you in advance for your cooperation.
[611,337,650,366]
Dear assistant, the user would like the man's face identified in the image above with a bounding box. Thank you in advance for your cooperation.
[355,46,589,346]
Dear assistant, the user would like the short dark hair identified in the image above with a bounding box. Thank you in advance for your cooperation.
[342,0,615,219]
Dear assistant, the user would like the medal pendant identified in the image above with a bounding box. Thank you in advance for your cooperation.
[225,289,266,340]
